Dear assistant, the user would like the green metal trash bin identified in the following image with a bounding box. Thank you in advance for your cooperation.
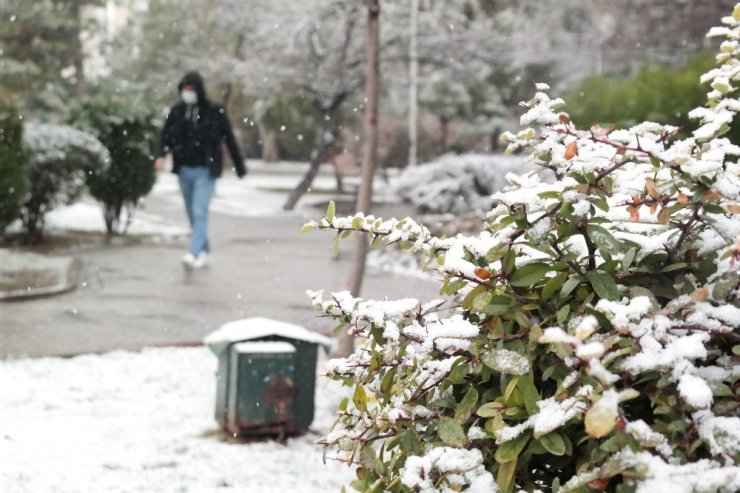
[204,317,333,437]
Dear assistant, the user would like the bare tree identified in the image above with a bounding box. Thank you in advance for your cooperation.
[335,0,381,357]
[408,0,419,167]
[274,1,366,210]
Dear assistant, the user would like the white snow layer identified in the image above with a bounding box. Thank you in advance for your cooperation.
[0,347,353,493]
[204,317,334,356]
[43,201,189,237]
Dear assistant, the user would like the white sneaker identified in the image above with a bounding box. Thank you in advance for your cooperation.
[181,253,196,270]
[192,252,209,269]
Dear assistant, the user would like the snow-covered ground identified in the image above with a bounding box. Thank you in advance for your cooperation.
[43,201,190,237]
[29,161,401,235]
[0,347,354,493]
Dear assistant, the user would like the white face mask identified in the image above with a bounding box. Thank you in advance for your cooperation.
[181,89,198,105]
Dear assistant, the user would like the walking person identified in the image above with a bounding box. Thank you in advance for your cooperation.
[154,71,247,270]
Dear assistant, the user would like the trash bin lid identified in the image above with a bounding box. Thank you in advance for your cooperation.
[233,341,296,354]
[204,317,334,356]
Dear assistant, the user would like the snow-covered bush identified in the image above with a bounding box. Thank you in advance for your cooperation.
[305,7,740,493]
[22,122,110,240]
[397,154,537,215]
[0,103,26,235]
[69,98,158,235]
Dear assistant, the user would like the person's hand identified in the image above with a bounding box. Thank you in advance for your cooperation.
[154,157,165,172]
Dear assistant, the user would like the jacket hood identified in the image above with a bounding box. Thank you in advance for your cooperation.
[178,71,208,104]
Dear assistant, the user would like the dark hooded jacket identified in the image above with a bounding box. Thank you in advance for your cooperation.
[158,71,246,178]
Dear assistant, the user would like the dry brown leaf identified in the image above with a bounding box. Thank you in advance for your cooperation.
[658,206,671,225]
[627,205,640,222]
[701,189,721,202]
[650,203,658,215]
[727,203,740,214]
[559,113,570,124]
[677,192,689,204]
[645,178,659,200]
[590,124,613,139]
[626,194,641,222]
[587,479,610,491]
[474,267,492,280]
[691,286,709,302]
[565,141,578,160]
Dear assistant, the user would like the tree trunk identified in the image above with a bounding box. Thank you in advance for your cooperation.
[408,0,419,167]
[338,0,381,357]
[282,120,333,210]
[259,125,280,163]
[71,0,87,97]
[439,116,449,154]
[283,92,348,210]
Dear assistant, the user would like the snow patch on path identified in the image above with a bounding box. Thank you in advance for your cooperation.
[0,347,353,493]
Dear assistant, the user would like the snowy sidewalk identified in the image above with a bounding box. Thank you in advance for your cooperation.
[0,346,354,493]
[0,168,438,358]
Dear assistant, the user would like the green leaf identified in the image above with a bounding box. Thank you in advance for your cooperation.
[463,284,488,311]
[588,225,620,255]
[542,273,568,301]
[338,397,349,412]
[326,200,336,222]
[398,429,421,455]
[360,443,376,469]
[538,191,561,199]
[300,223,315,234]
[503,249,516,275]
[512,310,531,329]
[485,415,505,434]
[713,272,739,301]
[332,234,341,258]
[587,271,620,301]
[448,360,469,384]
[483,296,515,316]
[703,203,724,214]
[497,458,518,493]
[437,417,467,448]
[560,277,581,298]
[556,304,570,324]
[353,384,368,412]
[504,377,519,402]
[380,368,396,398]
[661,262,689,273]
[455,388,479,423]
[494,431,531,463]
[481,349,530,375]
[538,432,566,455]
[591,195,609,212]
[510,262,550,287]
[477,401,505,418]
[517,375,539,414]
[622,247,637,270]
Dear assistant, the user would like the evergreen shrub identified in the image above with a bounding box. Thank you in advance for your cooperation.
[305,8,740,493]
[21,123,110,240]
[69,98,158,234]
[0,103,26,234]
[397,154,539,215]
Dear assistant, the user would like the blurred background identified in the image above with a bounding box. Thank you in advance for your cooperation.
[1,0,736,168]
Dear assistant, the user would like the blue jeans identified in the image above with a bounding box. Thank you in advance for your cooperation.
[178,166,215,256]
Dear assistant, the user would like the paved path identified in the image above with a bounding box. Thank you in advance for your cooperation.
[0,174,439,359]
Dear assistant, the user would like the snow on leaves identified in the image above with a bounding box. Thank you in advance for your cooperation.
[309,6,740,493]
